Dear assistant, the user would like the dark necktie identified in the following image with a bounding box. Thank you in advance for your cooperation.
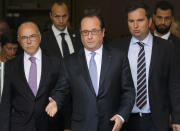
[89,52,98,95]
[28,57,37,96]
[60,33,70,57]
[136,42,147,109]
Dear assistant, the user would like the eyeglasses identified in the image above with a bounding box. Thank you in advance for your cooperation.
[81,29,101,36]
[18,34,40,42]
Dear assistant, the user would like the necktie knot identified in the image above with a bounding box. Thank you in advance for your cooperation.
[90,52,96,58]
[29,57,36,63]
[60,33,66,38]
[137,42,144,48]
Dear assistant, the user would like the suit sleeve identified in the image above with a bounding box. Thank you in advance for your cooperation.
[117,53,135,121]
[170,41,180,124]
[51,60,70,112]
[0,62,12,131]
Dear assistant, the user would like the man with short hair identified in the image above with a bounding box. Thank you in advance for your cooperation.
[0,21,63,131]
[111,2,180,131]
[41,0,82,58]
[153,0,179,43]
[45,9,135,131]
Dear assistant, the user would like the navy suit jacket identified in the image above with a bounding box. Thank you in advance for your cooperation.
[52,45,135,131]
[111,36,180,131]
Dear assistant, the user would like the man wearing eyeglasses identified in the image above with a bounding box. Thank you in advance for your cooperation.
[45,9,135,131]
[0,21,64,131]
[40,0,82,59]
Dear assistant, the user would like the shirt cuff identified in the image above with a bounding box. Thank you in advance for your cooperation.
[116,114,125,123]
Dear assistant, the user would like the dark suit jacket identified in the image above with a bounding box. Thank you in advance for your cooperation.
[52,45,135,131]
[40,28,82,58]
[0,53,62,131]
[111,36,180,131]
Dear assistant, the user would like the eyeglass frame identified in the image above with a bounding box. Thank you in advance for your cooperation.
[18,34,40,42]
[80,29,102,36]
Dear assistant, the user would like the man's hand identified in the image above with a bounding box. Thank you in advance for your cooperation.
[45,97,58,117]
[64,130,71,131]
[172,124,180,131]
[110,115,123,131]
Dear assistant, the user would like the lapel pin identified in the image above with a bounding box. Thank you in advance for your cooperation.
[73,34,76,37]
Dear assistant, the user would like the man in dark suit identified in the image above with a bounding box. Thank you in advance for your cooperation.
[111,2,180,131]
[40,1,81,130]
[40,0,82,59]
[0,22,63,131]
[45,9,135,131]
[153,2,180,130]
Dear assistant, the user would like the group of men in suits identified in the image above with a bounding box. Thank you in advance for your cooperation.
[1,0,180,131]
[0,1,82,131]
[111,1,180,131]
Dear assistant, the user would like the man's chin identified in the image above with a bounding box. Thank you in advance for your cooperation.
[57,26,66,31]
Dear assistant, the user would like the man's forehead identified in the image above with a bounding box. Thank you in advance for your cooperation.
[156,8,172,16]
[51,4,68,13]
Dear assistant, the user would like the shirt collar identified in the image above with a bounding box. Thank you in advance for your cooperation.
[154,30,170,40]
[24,48,42,61]
[52,25,68,37]
[131,32,153,47]
[84,44,103,57]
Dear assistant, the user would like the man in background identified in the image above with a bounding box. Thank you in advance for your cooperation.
[41,0,82,59]
[153,1,179,43]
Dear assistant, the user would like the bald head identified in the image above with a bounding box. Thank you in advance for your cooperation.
[17,22,41,56]
[17,22,40,36]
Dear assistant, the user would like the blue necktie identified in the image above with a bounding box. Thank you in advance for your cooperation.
[89,52,98,95]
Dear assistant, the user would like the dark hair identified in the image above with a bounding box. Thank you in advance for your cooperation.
[50,0,68,12]
[80,8,104,29]
[125,2,151,19]
[1,31,18,47]
[154,1,174,16]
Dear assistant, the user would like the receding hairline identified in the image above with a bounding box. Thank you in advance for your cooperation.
[51,2,69,13]
[17,21,40,35]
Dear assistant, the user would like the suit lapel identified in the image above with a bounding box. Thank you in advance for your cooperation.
[50,29,63,58]
[78,49,97,97]
[68,28,79,52]
[149,36,159,80]
[18,55,35,100]
[98,46,112,96]
[36,54,47,98]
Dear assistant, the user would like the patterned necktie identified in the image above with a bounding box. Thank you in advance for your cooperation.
[60,33,70,57]
[28,57,37,96]
[89,52,98,95]
[136,42,147,109]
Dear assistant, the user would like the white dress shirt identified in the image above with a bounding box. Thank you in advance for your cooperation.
[24,48,42,89]
[52,25,74,57]
[0,61,4,99]
[154,30,171,40]
[128,32,153,113]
